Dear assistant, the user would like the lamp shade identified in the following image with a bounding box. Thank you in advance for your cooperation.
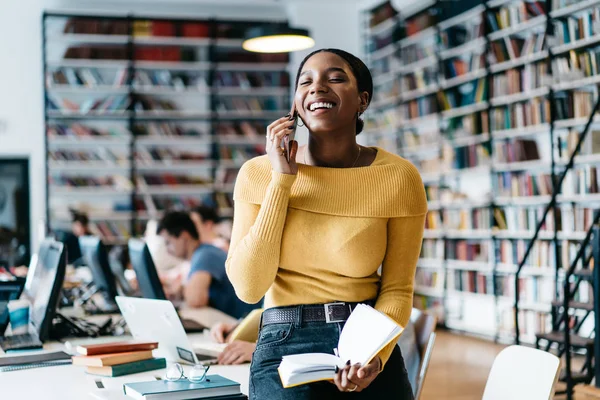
[242,26,315,53]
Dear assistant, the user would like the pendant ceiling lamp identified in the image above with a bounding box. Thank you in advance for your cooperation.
[242,25,315,53]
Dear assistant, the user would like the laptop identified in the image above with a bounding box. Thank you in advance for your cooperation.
[115,296,220,365]
[0,239,67,352]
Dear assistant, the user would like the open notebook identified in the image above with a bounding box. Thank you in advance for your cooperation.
[277,304,403,388]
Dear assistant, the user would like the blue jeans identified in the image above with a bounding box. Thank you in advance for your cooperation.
[249,308,414,399]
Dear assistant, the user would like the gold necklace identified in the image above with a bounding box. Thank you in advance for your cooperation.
[304,145,362,168]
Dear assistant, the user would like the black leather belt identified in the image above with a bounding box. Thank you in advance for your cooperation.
[260,300,375,328]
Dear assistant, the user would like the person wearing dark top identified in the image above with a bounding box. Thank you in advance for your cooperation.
[157,211,256,319]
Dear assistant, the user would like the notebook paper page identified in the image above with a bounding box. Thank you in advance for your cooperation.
[337,304,403,365]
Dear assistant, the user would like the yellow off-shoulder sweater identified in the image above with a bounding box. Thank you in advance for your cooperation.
[225,147,428,367]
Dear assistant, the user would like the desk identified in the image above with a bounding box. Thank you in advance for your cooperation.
[0,306,247,399]
[0,333,250,399]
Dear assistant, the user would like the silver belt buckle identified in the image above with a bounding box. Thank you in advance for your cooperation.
[324,302,346,323]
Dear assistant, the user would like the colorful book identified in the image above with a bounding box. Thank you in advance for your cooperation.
[72,350,154,367]
[123,374,241,400]
[76,341,159,356]
[85,357,166,377]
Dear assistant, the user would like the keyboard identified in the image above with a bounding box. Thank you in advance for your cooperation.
[0,334,43,352]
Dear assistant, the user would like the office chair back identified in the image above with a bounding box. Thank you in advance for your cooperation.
[410,308,437,400]
[482,345,560,400]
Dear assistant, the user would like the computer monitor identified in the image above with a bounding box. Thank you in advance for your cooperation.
[128,239,166,300]
[78,236,119,301]
[23,239,66,341]
[0,279,26,336]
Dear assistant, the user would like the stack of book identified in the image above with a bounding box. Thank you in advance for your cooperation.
[72,341,165,377]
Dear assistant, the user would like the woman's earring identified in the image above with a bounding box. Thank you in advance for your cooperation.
[297,118,305,127]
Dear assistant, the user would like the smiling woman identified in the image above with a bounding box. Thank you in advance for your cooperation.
[225,48,427,399]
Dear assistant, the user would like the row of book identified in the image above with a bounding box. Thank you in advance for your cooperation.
[556,126,600,166]
[216,97,282,113]
[446,143,491,170]
[438,78,487,111]
[218,145,264,164]
[553,48,600,84]
[402,66,436,92]
[48,123,130,139]
[499,309,551,339]
[446,111,489,137]
[448,270,492,295]
[498,239,555,269]
[402,96,438,120]
[135,148,209,163]
[420,239,445,259]
[442,208,492,231]
[554,90,595,120]
[491,98,550,131]
[439,19,484,50]
[48,94,131,113]
[489,33,545,64]
[48,122,268,141]
[553,7,600,47]
[486,1,545,33]
[401,35,436,65]
[493,138,540,164]
[215,71,290,89]
[446,240,490,263]
[400,128,440,150]
[495,206,555,233]
[47,67,120,87]
[368,1,397,29]
[61,44,287,63]
[496,171,552,197]
[138,174,211,186]
[49,149,128,163]
[50,175,133,189]
[415,269,443,291]
[498,275,555,304]
[492,62,548,98]
[443,53,485,81]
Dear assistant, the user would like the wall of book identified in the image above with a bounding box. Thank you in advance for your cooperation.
[362,0,600,343]
[44,13,290,244]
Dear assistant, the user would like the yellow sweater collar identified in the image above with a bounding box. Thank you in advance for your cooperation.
[233,147,428,218]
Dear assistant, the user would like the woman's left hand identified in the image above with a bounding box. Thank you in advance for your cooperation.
[332,356,381,393]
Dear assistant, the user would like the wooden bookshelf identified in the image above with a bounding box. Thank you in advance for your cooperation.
[363,0,600,344]
[43,12,290,243]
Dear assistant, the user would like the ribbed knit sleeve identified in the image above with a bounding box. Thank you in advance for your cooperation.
[375,214,426,369]
[225,163,296,304]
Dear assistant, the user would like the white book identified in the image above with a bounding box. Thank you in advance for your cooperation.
[277,304,403,389]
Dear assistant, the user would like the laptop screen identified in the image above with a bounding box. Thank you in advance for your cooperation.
[24,240,65,340]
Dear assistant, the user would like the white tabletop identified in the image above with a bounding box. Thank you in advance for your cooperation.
[0,307,248,399]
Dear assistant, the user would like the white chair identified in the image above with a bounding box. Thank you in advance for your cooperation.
[482,345,560,400]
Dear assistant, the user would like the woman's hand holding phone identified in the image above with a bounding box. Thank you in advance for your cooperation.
[266,105,299,175]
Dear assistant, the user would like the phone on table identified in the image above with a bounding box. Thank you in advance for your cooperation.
[284,110,298,163]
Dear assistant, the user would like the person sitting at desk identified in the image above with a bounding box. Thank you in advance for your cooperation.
[157,211,256,319]
[189,205,230,253]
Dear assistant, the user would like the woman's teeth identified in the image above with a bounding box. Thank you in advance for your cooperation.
[309,102,334,111]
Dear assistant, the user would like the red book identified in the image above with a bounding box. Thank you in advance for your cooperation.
[76,341,158,356]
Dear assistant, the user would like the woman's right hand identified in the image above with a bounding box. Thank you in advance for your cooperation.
[266,113,299,175]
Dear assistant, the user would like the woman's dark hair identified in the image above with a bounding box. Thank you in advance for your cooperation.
[294,48,373,135]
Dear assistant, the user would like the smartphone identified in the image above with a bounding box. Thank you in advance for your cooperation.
[284,111,298,163]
